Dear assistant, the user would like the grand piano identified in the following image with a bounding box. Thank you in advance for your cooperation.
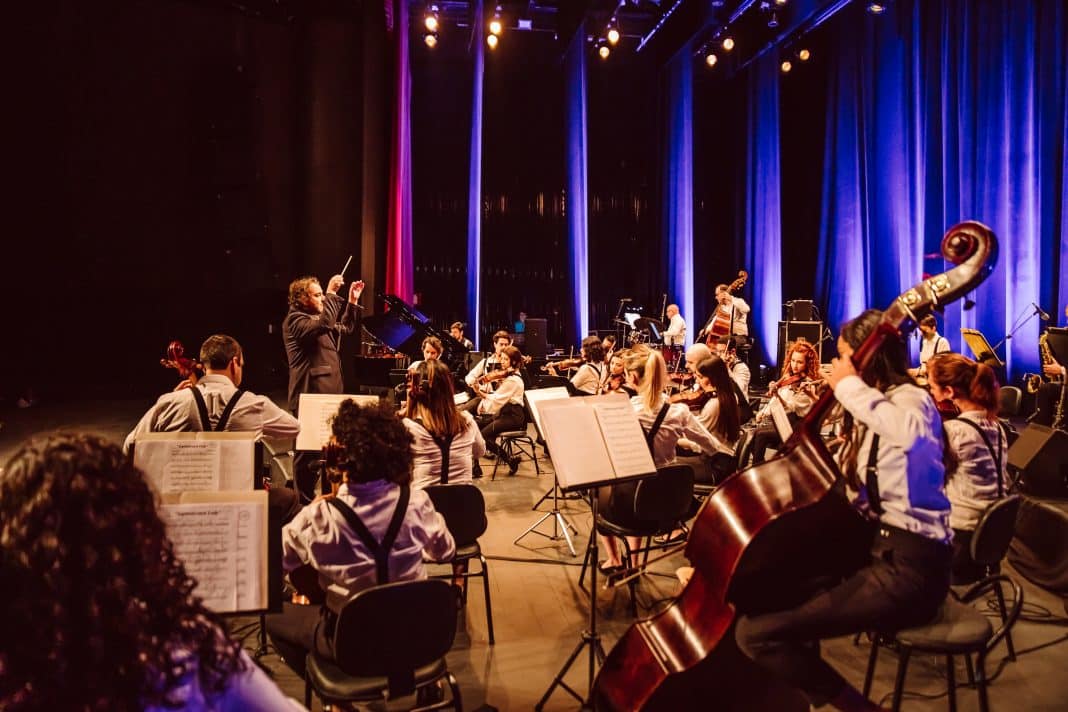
[354,294,468,387]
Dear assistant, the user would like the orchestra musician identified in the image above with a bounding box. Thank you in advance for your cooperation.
[1031,304,1067,428]
[909,314,951,381]
[736,309,952,712]
[598,349,720,571]
[601,334,617,363]
[698,283,751,343]
[926,353,1009,584]
[546,335,605,395]
[600,351,635,396]
[747,340,824,465]
[714,335,752,403]
[472,345,527,477]
[450,321,475,351]
[677,355,743,487]
[663,304,686,346]
[461,330,513,414]
[407,336,443,372]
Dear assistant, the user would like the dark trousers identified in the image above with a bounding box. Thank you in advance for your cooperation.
[293,451,325,504]
[735,526,951,706]
[950,527,986,585]
[748,424,782,465]
[265,602,333,678]
[478,404,525,457]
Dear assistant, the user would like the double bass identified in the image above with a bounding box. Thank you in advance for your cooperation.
[706,270,749,345]
[593,222,998,710]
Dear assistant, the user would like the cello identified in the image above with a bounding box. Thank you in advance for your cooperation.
[593,222,998,711]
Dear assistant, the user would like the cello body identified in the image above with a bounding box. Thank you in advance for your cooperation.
[594,222,999,710]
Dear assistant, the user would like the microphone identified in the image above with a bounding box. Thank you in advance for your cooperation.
[1033,303,1051,321]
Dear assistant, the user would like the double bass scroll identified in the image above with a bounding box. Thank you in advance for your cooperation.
[592,221,998,711]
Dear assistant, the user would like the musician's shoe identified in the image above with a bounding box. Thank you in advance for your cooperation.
[472,463,483,479]
[508,456,521,475]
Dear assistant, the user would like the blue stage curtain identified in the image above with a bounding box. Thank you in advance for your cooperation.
[565,23,590,345]
[744,53,784,365]
[385,0,414,302]
[663,51,694,346]
[466,0,485,348]
[814,0,1067,375]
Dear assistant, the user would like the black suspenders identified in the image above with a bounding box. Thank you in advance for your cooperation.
[643,402,671,457]
[189,386,247,432]
[327,487,411,585]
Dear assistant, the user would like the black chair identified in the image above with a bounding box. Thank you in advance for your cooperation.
[997,385,1022,418]
[304,579,463,711]
[491,416,541,479]
[579,464,695,616]
[965,494,1023,659]
[424,484,495,645]
[862,575,1023,712]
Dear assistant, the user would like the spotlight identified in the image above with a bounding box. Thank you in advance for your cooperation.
[424,32,438,48]
[722,36,735,51]
[775,0,788,5]
[598,41,611,60]
[489,5,502,35]
[798,48,811,61]
[607,27,620,45]
[867,2,886,14]
[767,12,779,29]
[705,52,718,67]
[424,5,439,33]
[486,33,499,49]
[780,59,792,73]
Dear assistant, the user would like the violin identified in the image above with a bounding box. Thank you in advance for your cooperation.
[602,371,627,394]
[593,221,998,710]
[476,367,518,386]
[669,387,716,410]
[160,340,204,386]
[542,357,584,372]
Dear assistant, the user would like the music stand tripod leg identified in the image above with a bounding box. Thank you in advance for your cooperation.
[535,490,606,710]
[513,475,579,556]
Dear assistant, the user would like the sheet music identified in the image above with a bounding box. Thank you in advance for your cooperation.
[160,491,267,613]
[590,397,657,477]
[134,433,256,493]
[296,393,379,450]
[524,387,570,439]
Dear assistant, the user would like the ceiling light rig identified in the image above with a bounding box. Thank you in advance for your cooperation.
[867,2,887,14]
[422,4,439,48]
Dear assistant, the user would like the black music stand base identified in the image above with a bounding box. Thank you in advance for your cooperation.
[535,493,606,710]
[514,477,579,556]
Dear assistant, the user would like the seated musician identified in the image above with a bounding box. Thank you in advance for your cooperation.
[461,329,512,413]
[598,349,719,571]
[1,433,303,710]
[1031,304,1067,427]
[266,400,455,678]
[663,304,686,346]
[472,345,527,477]
[736,309,952,712]
[677,355,742,486]
[698,284,751,344]
[601,334,617,363]
[548,335,605,395]
[908,314,951,381]
[927,353,1010,584]
[403,360,485,488]
[601,352,636,396]
[407,335,443,372]
[715,335,752,402]
[747,339,824,464]
[449,321,474,351]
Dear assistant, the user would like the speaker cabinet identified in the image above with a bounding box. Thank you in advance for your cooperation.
[787,300,814,321]
[1009,424,1068,497]
[777,321,824,369]
[524,318,548,359]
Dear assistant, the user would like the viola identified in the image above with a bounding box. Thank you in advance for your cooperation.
[593,221,998,711]
[160,340,204,385]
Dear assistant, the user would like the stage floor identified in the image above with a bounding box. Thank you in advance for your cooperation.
[1,395,1066,711]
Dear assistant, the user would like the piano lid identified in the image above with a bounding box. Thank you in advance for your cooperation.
[361,294,467,370]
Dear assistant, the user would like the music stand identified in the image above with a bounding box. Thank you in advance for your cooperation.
[514,388,581,557]
[634,316,663,344]
[961,328,1005,370]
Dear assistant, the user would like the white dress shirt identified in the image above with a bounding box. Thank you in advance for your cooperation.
[570,362,604,395]
[123,374,299,453]
[464,355,501,387]
[477,374,525,415]
[918,333,951,374]
[282,480,455,596]
[943,411,1007,531]
[693,397,737,455]
[730,361,752,397]
[663,313,687,346]
[404,412,486,489]
[630,394,720,466]
[834,376,952,543]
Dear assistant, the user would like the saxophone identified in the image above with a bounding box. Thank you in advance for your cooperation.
[1026,332,1059,393]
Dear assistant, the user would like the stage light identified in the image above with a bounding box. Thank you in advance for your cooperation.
[489,5,502,35]
[424,32,438,48]
[798,48,810,61]
[722,36,735,51]
[598,42,611,60]
[767,12,779,29]
[775,0,788,5]
[486,33,499,49]
[424,5,439,33]
[705,52,718,67]
[607,27,620,45]
[780,59,792,73]
[867,3,886,14]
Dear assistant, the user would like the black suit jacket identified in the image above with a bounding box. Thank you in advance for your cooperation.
[283,293,359,412]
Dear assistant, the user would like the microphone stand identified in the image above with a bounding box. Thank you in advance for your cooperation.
[991,304,1045,356]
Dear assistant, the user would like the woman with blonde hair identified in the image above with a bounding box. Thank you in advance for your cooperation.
[403,359,485,489]
[927,352,1008,583]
